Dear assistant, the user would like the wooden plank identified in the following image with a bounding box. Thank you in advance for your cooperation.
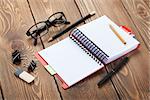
[116,0,150,99]
[75,0,150,99]
[28,0,119,99]
[121,0,150,51]
[0,0,60,99]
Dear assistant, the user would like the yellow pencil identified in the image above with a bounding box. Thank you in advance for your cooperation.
[109,24,126,45]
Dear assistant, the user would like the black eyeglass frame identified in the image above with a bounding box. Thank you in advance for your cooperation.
[26,12,70,45]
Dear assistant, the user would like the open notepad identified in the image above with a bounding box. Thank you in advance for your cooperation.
[35,15,140,89]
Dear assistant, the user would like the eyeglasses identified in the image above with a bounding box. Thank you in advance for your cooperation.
[26,12,70,46]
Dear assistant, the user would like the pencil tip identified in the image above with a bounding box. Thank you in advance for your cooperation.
[90,11,96,15]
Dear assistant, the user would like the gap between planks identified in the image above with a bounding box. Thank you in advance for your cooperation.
[26,0,64,99]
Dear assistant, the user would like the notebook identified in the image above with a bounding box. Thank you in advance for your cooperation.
[35,15,140,89]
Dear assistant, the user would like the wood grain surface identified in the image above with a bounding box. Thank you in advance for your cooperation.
[143,0,150,8]
[75,0,150,99]
[0,0,60,99]
[121,0,150,51]
[0,0,149,100]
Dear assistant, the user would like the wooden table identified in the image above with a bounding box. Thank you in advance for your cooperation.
[0,0,149,100]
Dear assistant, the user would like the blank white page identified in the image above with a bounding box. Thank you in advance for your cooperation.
[39,37,104,86]
[77,16,139,63]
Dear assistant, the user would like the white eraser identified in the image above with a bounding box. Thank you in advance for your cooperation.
[15,68,35,83]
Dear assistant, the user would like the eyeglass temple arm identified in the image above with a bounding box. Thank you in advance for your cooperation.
[64,21,70,24]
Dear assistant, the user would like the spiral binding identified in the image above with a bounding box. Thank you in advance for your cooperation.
[69,28,109,65]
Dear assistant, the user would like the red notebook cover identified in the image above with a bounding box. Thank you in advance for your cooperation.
[35,52,69,89]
